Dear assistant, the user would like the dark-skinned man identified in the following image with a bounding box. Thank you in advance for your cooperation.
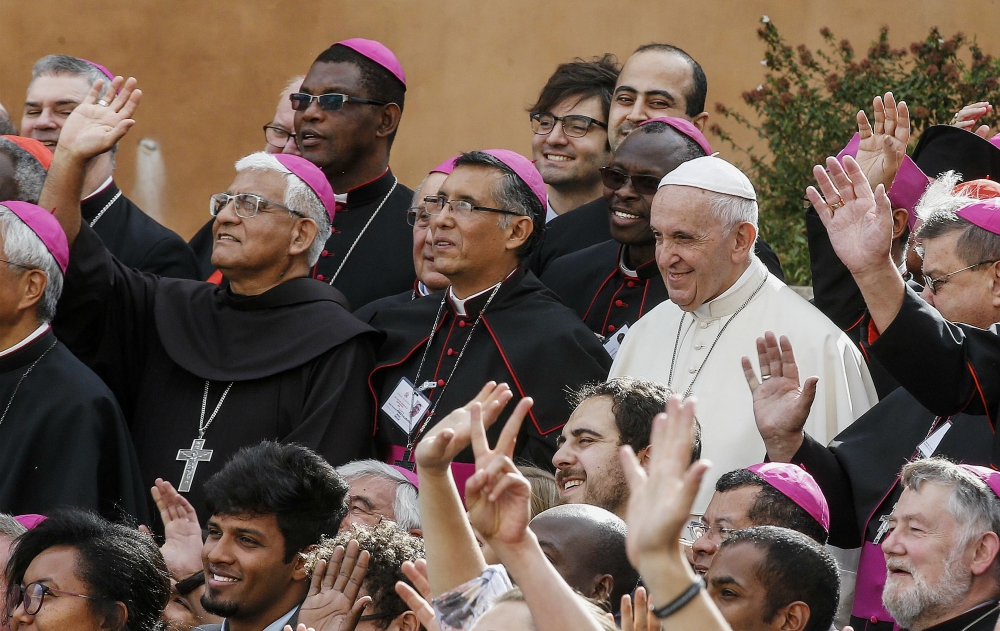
[530,43,784,280]
[295,39,416,310]
[43,76,378,524]
[540,117,708,349]
[366,149,612,474]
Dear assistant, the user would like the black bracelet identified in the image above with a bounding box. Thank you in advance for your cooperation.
[175,570,206,596]
[651,578,706,619]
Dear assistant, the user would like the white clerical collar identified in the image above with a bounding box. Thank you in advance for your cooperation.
[0,323,50,357]
[618,247,639,279]
[545,199,558,223]
[417,281,431,297]
[82,176,114,201]
[335,192,348,204]
[693,256,767,319]
[448,269,516,316]
[222,606,296,631]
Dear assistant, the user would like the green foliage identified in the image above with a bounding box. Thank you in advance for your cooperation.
[712,19,1000,285]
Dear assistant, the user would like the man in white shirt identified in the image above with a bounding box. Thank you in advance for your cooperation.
[610,156,876,511]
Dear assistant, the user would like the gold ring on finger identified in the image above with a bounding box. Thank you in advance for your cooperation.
[830,200,845,210]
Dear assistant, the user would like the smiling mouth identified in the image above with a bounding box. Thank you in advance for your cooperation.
[561,479,584,492]
[544,154,573,162]
[216,234,239,243]
[613,210,641,220]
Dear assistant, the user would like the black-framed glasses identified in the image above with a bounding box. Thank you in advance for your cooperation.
[289,92,388,112]
[599,167,661,196]
[406,206,432,228]
[922,260,999,294]
[263,125,295,149]
[209,193,306,219]
[687,521,737,542]
[422,196,521,221]
[9,582,105,616]
[530,112,608,138]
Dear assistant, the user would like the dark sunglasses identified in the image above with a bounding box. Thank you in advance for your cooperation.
[289,92,388,112]
[599,167,661,196]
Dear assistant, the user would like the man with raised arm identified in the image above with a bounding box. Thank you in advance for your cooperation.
[42,76,378,523]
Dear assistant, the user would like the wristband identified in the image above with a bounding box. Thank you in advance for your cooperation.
[651,578,705,619]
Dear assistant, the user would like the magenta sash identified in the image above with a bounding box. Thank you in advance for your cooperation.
[385,444,477,505]
[851,542,900,630]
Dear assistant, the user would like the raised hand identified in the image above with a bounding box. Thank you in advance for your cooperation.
[415,382,514,474]
[284,624,316,631]
[151,478,204,577]
[394,581,442,631]
[621,587,662,631]
[297,541,372,631]
[56,76,142,160]
[807,155,894,277]
[742,332,818,462]
[952,101,992,138]
[854,92,909,191]
[465,420,533,548]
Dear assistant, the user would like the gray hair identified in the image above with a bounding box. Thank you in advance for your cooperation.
[0,207,63,323]
[900,458,1000,558]
[0,513,26,540]
[915,172,1000,266]
[335,460,420,532]
[0,138,47,203]
[453,151,545,260]
[233,152,331,266]
[0,108,15,135]
[31,55,111,100]
[708,191,759,232]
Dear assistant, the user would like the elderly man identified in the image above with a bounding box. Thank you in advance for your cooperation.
[553,376,701,519]
[529,54,618,220]
[540,118,707,343]
[336,459,420,534]
[43,77,378,523]
[22,55,200,279]
[0,137,46,203]
[366,149,611,471]
[296,39,416,308]
[189,76,305,279]
[610,155,876,511]
[0,200,145,519]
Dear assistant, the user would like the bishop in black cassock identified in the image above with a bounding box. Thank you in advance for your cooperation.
[0,200,145,521]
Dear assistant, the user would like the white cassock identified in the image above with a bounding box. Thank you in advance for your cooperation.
[609,255,877,512]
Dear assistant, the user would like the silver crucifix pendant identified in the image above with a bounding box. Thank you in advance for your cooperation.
[175,438,214,493]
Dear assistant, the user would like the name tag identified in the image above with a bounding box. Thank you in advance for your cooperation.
[603,323,630,359]
[917,420,953,458]
[382,377,431,434]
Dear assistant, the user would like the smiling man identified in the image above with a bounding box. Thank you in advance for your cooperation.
[198,442,349,631]
[22,55,200,279]
[295,39,416,309]
[609,155,876,512]
[553,377,700,519]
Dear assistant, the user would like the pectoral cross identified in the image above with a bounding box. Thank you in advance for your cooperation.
[394,448,416,471]
[873,512,893,544]
[176,438,214,493]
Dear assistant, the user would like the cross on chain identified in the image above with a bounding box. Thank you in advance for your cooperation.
[873,510,894,545]
[176,438,214,493]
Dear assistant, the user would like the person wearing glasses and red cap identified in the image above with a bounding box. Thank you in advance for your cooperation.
[41,75,379,525]
[0,198,145,520]
[294,39,417,311]
[540,117,708,349]
[365,149,611,473]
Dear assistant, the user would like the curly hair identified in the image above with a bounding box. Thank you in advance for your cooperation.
[303,521,425,630]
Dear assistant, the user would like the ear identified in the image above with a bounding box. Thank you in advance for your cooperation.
[591,574,614,606]
[987,262,1000,308]
[505,215,534,253]
[291,543,317,582]
[730,222,758,263]
[16,268,47,314]
[98,601,129,631]
[970,531,1000,576]
[408,527,423,538]
[636,445,653,469]
[288,218,320,259]
[375,103,403,140]
[389,610,421,631]
[691,112,709,131]
[777,601,811,631]
[890,208,910,241]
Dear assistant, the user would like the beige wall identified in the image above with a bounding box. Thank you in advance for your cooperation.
[2,0,999,239]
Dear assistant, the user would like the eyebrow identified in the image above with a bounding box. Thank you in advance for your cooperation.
[571,427,605,439]
[24,100,81,108]
[350,494,375,510]
[709,575,742,588]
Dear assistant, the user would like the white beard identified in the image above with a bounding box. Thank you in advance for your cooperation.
[882,546,972,629]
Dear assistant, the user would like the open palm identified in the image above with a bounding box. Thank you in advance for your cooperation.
[415,382,512,474]
[56,76,142,160]
[854,92,909,191]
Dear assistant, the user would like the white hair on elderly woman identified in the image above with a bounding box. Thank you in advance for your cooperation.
[0,206,63,323]
[233,152,332,266]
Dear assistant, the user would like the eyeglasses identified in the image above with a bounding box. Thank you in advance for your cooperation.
[421,196,522,221]
[209,193,306,219]
[687,521,737,542]
[406,206,433,228]
[530,112,608,138]
[922,260,999,294]
[9,582,105,616]
[0,258,34,271]
[263,125,296,149]
[289,92,388,112]
[599,167,662,197]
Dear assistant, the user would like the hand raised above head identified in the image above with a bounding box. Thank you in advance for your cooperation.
[855,92,909,191]
[56,76,142,161]
[151,477,203,577]
[742,332,817,462]
[415,382,513,475]
[952,101,992,138]
[806,155,894,277]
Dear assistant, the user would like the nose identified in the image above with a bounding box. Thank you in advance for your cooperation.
[615,177,640,202]
[281,134,301,156]
[545,122,569,147]
[32,109,59,130]
[881,526,903,556]
[205,534,234,567]
[552,442,575,470]
[9,596,32,629]
[298,97,324,122]
[920,284,936,305]
[626,99,648,124]
[692,533,718,559]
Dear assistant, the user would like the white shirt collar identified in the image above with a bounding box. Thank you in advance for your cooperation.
[545,199,558,223]
[0,323,50,357]
[448,269,516,316]
[82,176,114,201]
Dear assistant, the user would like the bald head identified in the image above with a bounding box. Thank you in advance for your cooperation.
[528,504,637,613]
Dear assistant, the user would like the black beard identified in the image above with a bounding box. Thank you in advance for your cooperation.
[201,591,240,618]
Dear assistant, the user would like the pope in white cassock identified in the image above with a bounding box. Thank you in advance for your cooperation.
[609,155,877,511]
